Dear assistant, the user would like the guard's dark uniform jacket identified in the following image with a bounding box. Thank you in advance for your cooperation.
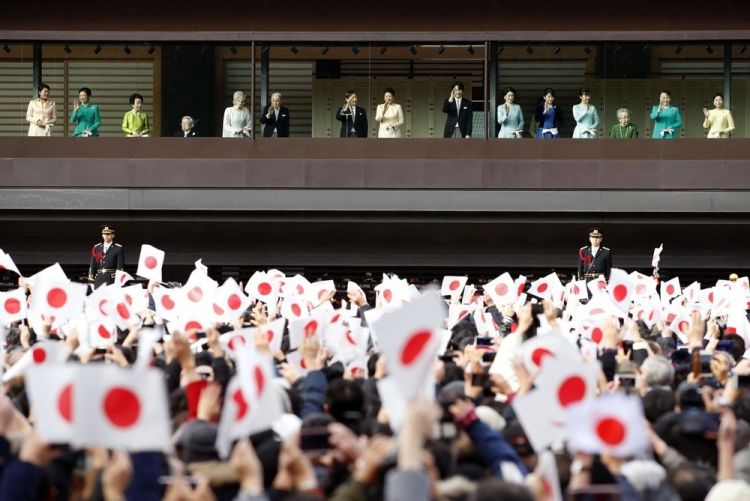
[577,245,612,280]
[88,243,124,289]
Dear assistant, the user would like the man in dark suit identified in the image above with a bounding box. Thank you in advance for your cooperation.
[88,225,125,289]
[577,228,612,280]
[442,81,473,138]
[260,92,290,138]
[336,90,368,138]
[174,116,198,137]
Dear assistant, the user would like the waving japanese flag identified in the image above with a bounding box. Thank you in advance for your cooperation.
[485,273,517,307]
[245,271,280,303]
[136,244,165,283]
[182,270,218,308]
[281,296,309,321]
[369,291,445,400]
[29,279,87,328]
[152,285,180,322]
[0,288,27,325]
[527,273,563,301]
[607,268,634,313]
[255,317,286,354]
[88,318,117,348]
[216,347,283,458]
[3,340,71,382]
[660,277,681,304]
[520,331,581,374]
[440,276,468,302]
[25,365,75,443]
[566,393,649,457]
[114,270,135,287]
[212,278,251,323]
[73,366,170,451]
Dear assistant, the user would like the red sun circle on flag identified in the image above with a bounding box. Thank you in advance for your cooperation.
[124,294,133,306]
[161,295,175,310]
[383,289,393,302]
[254,366,265,396]
[258,282,272,296]
[317,289,327,301]
[185,321,202,332]
[227,294,242,310]
[537,282,548,293]
[213,303,225,316]
[265,330,274,343]
[228,335,246,350]
[531,347,554,367]
[3,297,20,314]
[708,291,714,303]
[613,284,628,302]
[98,299,109,316]
[98,324,112,339]
[495,283,508,296]
[103,387,141,428]
[296,284,305,295]
[188,287,203,302]
[598,281,606,290]
[449,280,461,291]
[590,308,604,315]
[345,331,357,346]
[144,256,158,269]
[666,313,676,324]
[591,327,604,344]
[232,389,249,420]
[330,313,341,324]
[458,309,469,320]
[666,284,676,295]
[596,417,626,445]
[678,321,689,333]
[58,383,73,423]
[47,287,67,308]
[304,320,318,337]
[291,303,302,317]
[32,347,47,363]
[401,330,432,366]
[635,284,646,296]
[557,376,587,407]
[572,284,580,295]
[116,303,130,319]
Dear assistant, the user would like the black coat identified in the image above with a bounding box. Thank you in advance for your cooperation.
[336,106,368,138]
[260,105,290,137]
[88,242,125,288]
[577,246,612,280]
[174,129,198,137]
[442,98,473,138]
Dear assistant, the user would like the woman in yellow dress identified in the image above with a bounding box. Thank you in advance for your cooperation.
[702,93,735,138]
[26,83,57,136]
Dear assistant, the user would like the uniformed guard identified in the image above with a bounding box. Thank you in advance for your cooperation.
[88,225,124,289]
[577,228,612,281]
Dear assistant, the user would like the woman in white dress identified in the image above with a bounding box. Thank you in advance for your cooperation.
[572,87,600,139]
[26,83,57,136]
[496,86,524,138]
[222,90,251,137]
[375,87,404,138]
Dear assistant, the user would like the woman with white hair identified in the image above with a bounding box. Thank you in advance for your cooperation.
[222,90,251,137]
[609,108,638,139]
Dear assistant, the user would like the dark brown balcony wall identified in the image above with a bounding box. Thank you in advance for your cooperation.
[3,0,750,39]
[1,138,750,192]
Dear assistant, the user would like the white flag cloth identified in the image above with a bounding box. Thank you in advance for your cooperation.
[152,285,180,322]
[0,250,21,275]
[280,296,309,321]
[133,328,164,371]
[607,268,634,313]
[245,271,281,303]
[538,450,563,501]
[88,318,117,348]
[660,277,681,304]
[24,263,67,289]
[308,280,336,306]
[0,288,27,325]
[369,291,445,400]
[566,393,649,457]
[73,366,170,451]
[527,273,563,301]
[651,244,663,268]
[136,244,165,283]
[216,347,283,458]
[211,278,251,323]
[447,303,476,329]
[25,365,75,443]
[519,331,581,374]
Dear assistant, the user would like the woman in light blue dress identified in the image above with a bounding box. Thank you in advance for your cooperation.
[497,86,524,138]
[572,87,600,139]
[649,89,682,139]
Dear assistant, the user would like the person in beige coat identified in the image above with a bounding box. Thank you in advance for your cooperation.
[26,83,57,136]
[702,93,735,138]
[375,87,404,138]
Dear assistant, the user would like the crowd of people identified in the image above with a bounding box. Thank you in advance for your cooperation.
[0,235,750,501]
[25,82,736,139]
